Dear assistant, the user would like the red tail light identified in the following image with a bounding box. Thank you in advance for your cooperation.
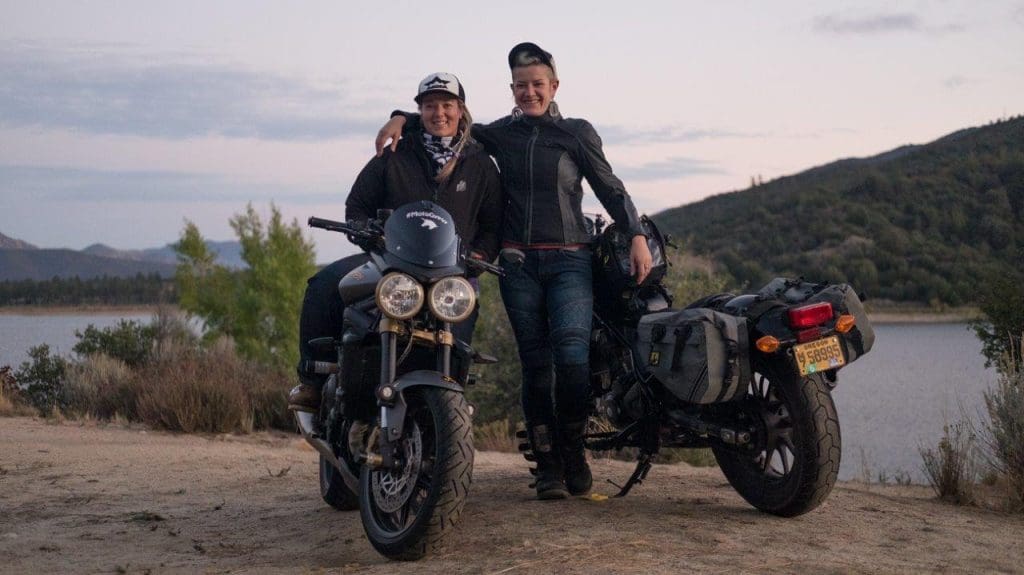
[788,302,833,329]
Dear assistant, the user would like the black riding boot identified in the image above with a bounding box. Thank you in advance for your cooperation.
[559,419,593,496]
[528,423,569,500]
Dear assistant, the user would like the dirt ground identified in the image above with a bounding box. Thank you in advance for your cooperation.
[1,417,1022,575]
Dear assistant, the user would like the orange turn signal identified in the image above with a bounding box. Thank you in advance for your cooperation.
[835,314,856,333]
[756,335,780,353]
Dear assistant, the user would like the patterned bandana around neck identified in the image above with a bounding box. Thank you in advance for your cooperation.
[421,131,460,175]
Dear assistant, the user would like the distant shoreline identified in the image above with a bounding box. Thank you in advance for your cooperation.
[0,304,980,324]
[0,304,170,316]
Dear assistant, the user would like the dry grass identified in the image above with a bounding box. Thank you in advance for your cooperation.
[920,420,977,505]
[0,366,33,416]
[474,418,518,453]
[65,354,139,420]
[977,346,1024,512]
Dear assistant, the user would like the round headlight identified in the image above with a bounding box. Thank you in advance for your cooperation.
[428,277,476,323]
[375,272,424,320]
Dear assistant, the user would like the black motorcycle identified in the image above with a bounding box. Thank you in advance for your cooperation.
[520,216,875,516]
[295,201,501,560]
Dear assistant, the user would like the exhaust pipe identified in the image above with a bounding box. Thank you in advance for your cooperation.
[293,410,360,494]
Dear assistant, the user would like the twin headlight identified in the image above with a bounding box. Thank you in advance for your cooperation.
[375,272,476,323]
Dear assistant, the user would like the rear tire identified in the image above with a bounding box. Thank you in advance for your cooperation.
[712,359,841,517]
[359,387,473,560]
[319,453,359,511]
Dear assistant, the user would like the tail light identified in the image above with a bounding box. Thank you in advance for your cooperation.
[787,302,833,329]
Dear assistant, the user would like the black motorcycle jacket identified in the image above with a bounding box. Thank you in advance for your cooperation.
[399,109,644,246]
[346,133,503,261]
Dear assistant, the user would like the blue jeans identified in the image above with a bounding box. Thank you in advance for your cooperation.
[499,248,593,425]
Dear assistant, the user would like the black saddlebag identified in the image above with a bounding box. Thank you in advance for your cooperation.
[757,277,875,363]
[636,308,750,404]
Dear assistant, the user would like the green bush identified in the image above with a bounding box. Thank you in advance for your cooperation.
[73,320,156,368]
[14,344,69,415]
[970,269,1024,371]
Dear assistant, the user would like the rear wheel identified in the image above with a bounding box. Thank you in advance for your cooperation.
[359,387,473,560]
[712,359,841,516]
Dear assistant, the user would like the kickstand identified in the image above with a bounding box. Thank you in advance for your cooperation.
[607,451,655,498]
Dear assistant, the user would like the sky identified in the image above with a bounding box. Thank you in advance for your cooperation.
[1,1,1022,262]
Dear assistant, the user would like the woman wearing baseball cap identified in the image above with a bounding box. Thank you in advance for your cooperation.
[375,43,653,500]
[289,72,503,413]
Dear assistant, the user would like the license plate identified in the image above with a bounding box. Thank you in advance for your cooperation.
[793,336,846,376]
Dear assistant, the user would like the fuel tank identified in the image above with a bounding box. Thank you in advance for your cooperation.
[338,260,381,305]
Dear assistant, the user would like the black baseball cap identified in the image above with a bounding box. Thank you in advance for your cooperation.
[507,42,557,75]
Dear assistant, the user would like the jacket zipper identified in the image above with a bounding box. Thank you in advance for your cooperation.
[525,126,539,244]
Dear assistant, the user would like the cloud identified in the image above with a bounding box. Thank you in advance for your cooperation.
[944,75,970,89]
[812,12,962,35]
[615,157,726,182]
[597,124,763,146]
[0,42,379,141]
[0,164,337,204]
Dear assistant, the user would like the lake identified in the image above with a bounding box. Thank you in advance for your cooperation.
[0,313,999,483]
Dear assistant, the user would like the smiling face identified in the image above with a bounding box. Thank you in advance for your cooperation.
[510,64,559,117]
[418,93,462,138]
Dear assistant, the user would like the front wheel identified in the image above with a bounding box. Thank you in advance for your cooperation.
[359,387,473,560]
[319,453,359,511]
[712,359,841,517]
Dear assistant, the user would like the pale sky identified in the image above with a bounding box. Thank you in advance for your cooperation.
[2,0,1022,262]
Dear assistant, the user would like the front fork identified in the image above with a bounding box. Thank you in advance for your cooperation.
[373,318,454,470]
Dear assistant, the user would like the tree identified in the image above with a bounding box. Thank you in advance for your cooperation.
[971,267,1024,371]
[174,204,317,371]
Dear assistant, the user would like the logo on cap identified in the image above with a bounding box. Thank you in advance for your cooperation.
[423,76,450,90]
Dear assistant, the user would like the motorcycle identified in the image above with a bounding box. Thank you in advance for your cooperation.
[295,201,502,560]
[519,215,875,516]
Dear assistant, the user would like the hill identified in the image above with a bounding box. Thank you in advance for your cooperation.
[0,248,178,281]
[653,116,1024,305]
[0,238,244,281]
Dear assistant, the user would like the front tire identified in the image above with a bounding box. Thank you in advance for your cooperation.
[712,359,841,517]
[359,387,473,560]
[319,453,359,511]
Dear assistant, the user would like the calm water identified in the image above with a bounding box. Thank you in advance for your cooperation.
[0,312,152,369]
[833,323,997,481]
[0,315,998,483]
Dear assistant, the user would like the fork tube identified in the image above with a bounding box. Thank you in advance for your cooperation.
[439,321,452,376]
[380,332,396,386]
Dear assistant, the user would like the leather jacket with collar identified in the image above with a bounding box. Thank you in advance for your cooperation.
[402,108,643,246]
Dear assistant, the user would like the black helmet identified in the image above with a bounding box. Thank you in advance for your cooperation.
[383,201,460,269]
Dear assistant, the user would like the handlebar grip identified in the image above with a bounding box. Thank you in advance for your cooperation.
[308,216,345,230]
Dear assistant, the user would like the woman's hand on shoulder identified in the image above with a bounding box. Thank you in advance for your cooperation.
[375,117,407,157]
[629,235,653,284]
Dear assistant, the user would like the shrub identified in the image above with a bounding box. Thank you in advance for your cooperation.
[920,420,977,505]
[74,320,156,368]
[135,339,253,433]
[0,365,33,416]
[65,354,138,420]
[14,344,69,415]
[474,418,517,453]
[970,270,1024,371]
[977,349,1024,511]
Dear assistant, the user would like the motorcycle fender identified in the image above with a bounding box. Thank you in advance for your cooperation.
[382,370,464,442]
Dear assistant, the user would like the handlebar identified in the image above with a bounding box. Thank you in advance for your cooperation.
[308,215,505,277]
[463,254,505,278]
[307,216,378,240]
